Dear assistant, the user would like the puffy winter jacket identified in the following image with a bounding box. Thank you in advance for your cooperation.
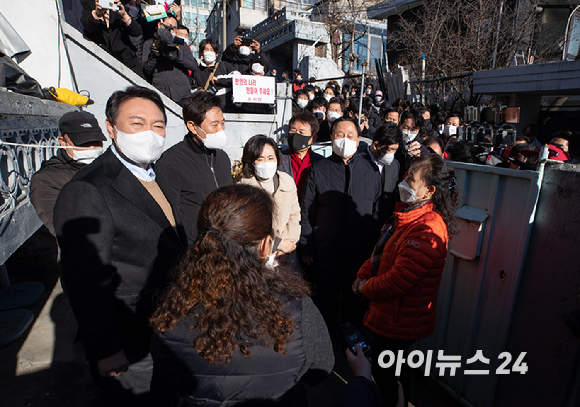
[357,201,449,341]
[151,296,334,406]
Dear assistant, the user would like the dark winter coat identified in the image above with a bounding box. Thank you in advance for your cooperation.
[222,44,271,75]
[191,60,235,108]
[360,148,401,220]
[299,153,382,284]
[54,148,187,362]
[155,134,233,244]
[81,0,143,77]
[151,296,334,406]
[30,149,86,236]
[279,148,324,196]
[142,38,198,104]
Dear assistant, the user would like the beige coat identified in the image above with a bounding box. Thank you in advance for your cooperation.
[239,171,301,242]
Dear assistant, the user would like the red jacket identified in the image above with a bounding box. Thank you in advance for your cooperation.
[357,201,449,341]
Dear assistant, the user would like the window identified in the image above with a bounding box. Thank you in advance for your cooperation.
[368,35,383,73]
[242,0,266,11]
[183,0,190,5]
[343,32,368,72]
[200,0,213,10]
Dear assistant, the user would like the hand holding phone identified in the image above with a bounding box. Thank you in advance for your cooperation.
[342,322,370,354]
[346,344,372,381]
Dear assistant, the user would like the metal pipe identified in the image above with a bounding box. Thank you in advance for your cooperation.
[358,63,365,126]
[421,54,425,104]
[222,0,227,52]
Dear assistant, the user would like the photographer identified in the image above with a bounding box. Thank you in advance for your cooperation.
[222,35,270,75]
[81,0,143,77]
[142,14,198,105]
[191,39,236,107]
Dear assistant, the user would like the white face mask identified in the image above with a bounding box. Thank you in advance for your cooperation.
[327,111,342,122]
[197,127,227,150]
[323,94,332,102]
[375,96,382,102]
[296,99,308,109]
[398,180,429,204]
[309,94,315,101]
[402,129,416,143]
[72,146,104,164]
[444,125,457,137]
[203,51,216,64]
[378,151,395,165]
[332,137,358,159]
[252,63,264,74]
[115,127,165,164]
[266,253,278,268]
[254,161,277,180]
[239,46,251,56]
[313,110,325,120]
[365,89,372,95]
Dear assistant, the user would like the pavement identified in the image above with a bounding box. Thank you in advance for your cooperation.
[1,230,464,407]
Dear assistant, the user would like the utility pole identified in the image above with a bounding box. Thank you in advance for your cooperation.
[196,0,200,49]
[222,0,227,52]
[492,0,504,69]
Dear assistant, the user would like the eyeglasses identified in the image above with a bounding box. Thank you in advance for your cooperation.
[163,24,177,31]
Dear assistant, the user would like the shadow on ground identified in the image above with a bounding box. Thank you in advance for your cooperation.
[1,229,463,407]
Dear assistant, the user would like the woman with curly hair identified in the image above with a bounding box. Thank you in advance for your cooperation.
[150,184,334,406]
[352,154,460,407]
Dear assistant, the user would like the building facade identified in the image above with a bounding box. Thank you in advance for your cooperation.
[182,0,216,58]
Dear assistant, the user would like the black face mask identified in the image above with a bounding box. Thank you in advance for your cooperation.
[288,132,311,152]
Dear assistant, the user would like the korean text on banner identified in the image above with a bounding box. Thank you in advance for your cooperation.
[232,75,276,104]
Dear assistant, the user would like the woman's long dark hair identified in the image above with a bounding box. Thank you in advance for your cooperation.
[411,154,461,236]
[150,184,310,363]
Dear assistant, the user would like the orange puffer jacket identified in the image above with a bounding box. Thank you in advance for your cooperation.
[357,201,449,341]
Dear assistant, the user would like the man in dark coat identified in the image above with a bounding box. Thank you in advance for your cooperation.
[81,0,143,77]
[192,39,237,110]
[142,14,198,105]
[222,35,271,75]
[30,111,106,237]
[54,87,187,401]
[360,124,402,221]
[279,111,324,198]
[155,91,232,245]
[300,117,382,337]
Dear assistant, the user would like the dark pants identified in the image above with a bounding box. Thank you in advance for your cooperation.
[310,278,368,340]
[372,335,414,407]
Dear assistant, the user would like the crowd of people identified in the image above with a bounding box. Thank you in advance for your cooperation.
[289,79,576,169]
[27,26,577,404]
[79,0,272,109]
[27,81,468,407]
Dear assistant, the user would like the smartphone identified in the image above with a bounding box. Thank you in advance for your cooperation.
[99,0,119,10]
[342,322,370,354]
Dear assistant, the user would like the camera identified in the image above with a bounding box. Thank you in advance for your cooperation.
[241,37,254,46]
[155,27,180,59]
